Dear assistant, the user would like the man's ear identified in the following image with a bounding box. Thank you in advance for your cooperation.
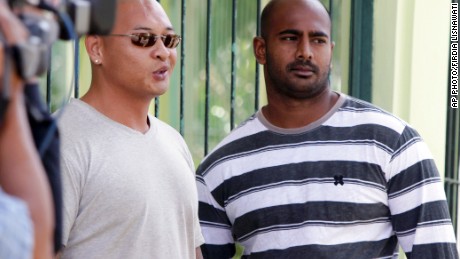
[253,36,266,65]
[85,35,103,65]
[330,41,335,69]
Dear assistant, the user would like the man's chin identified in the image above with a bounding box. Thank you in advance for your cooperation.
[283,84,328,100]
[149,78,169,92]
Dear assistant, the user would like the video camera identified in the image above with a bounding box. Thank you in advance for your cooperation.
[5,0,117,80]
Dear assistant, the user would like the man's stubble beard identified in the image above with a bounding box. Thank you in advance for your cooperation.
[265,55,332,100]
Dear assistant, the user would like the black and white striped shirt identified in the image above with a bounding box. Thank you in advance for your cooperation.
[196,93,458,259]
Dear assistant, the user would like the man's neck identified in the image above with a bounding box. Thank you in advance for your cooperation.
[80,88,152,133]
[262,89,339,129]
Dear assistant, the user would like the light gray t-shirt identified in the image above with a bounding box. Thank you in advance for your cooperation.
[58,99,204,259]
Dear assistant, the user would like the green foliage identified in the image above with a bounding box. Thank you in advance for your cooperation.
[160,0,264,164]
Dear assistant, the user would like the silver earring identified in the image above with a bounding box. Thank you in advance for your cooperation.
[94,59,100,64]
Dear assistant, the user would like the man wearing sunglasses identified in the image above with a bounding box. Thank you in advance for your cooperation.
[57,0,204,258]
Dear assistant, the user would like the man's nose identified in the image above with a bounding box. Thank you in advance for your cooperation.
[296,37,313,61]
[151,38,171,61]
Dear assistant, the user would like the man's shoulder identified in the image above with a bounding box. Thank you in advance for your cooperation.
[339,95,408,127]
[341,95,388,113]
[149,115,187,144]
[150,115,179,134]
[211,113,260,149]
[197,113,262,175]
[55,99,104,148]
[55,99,92,128]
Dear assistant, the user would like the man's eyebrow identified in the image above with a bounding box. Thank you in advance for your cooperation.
[278,29,302,36]
[309,31,329,38]
[132,26,176,32]
[278,29,329,39]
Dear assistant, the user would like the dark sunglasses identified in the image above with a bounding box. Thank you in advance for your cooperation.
[109,33,181,48]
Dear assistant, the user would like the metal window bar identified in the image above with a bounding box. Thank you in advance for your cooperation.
[254,0,261,112]
[328,0,333,36]
[74,38,80,98]
[204,0,212,155]
[445,95,460,235]
[348,0,373,102]
[230,0,237,131]
[179,0,186,135]
[155,0,161,118]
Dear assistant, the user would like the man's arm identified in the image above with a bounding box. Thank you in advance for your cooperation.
[195,174,237,258]
[387,126,459,258]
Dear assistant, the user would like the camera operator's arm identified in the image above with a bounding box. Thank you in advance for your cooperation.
[0,2,54,259]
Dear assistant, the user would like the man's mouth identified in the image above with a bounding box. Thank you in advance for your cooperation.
[290,65,315,77]
[288,61,318,78]
[152,66,169,81]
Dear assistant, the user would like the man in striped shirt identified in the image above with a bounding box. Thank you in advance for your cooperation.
[196,0,459,258]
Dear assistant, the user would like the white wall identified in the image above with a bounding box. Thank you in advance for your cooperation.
[373,0,450,175]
